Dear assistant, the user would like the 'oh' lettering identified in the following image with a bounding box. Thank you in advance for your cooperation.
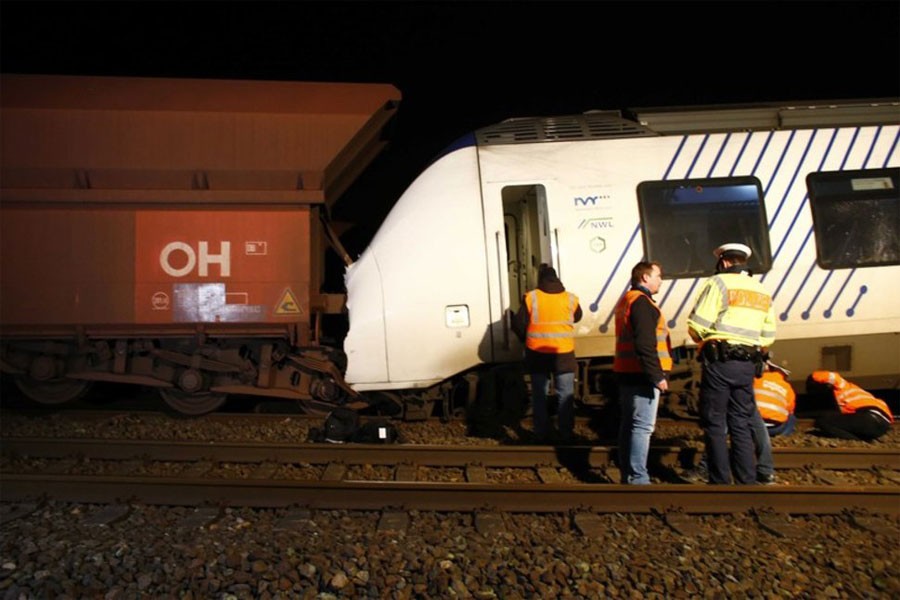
[160,241,231,277]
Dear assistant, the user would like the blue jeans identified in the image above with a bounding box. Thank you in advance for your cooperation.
[752,409,774,478]
[767,414,796,437]
[617,382,660,485]
[531,371,575,438]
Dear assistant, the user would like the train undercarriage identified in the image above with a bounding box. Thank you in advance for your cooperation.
[0,331,702,420]
[0,334,359,415]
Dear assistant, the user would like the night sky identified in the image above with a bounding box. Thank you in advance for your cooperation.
[3,1,899,256]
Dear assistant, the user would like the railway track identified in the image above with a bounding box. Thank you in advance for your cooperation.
[3,439,899,516]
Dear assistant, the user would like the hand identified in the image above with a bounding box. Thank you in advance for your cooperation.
[657,379,668,392]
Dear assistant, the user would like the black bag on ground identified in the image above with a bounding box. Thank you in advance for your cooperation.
[324,407,360,443]
[352,420,398,444]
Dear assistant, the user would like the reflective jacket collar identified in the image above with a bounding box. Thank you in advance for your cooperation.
[718,264,753,276]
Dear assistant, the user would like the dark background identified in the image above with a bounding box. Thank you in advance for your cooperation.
[2,1,899,257]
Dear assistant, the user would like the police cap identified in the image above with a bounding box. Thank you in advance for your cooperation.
[713,243,752,260]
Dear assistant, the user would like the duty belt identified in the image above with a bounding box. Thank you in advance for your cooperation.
[701,340,762,363]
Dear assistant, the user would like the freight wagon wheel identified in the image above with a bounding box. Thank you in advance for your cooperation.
[158,388,228,416]
[14,375,92,405]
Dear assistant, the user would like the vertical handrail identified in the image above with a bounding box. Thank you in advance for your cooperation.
[553,227,562,280]
[495,231,510,349]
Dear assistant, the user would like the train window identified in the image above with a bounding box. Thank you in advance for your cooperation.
[806,168,900,269]
[636,177,772,278]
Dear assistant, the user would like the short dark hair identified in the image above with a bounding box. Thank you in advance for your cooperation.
[631,261,661,286]
[721,251,749,264]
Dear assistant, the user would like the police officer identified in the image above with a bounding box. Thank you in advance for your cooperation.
[687,243,776,484]
[512,264,583,441]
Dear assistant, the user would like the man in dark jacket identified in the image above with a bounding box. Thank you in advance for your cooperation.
[613,261,672,484]
[512,264,583,442]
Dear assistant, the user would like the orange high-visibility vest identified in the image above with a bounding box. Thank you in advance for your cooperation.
[613,290,673,373]
[811,371,894,423]
[754,371,795,423]
[525,289,578,354]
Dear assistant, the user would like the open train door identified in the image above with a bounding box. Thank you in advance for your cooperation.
[483,182,552,364]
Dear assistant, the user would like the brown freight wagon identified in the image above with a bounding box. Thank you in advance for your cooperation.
[0,74,401,414]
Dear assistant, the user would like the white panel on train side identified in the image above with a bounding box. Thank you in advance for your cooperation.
[476,125,900,372]
[344,249,389,385]
[344,147,488,390]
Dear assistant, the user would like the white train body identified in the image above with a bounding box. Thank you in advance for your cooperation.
[344,101,900,406]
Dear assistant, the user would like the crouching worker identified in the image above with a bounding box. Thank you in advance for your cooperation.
[809,371,894,441]
[755,364,797,436]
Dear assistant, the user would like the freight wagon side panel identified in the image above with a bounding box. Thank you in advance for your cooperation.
[1,206,311,329]
[135,208,310,326]
[1,208,135,325]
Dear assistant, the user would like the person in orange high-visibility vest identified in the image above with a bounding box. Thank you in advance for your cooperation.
[613,260,672,484]
[512,264,582,442]
[755,367,797,436]
[809,371,894,441]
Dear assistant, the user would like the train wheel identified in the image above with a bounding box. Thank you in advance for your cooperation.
[158,388,227,416]
[13,375,92,405]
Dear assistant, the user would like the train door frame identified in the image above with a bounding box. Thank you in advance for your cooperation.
[501,184,552,316]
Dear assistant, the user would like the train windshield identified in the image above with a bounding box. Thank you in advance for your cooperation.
[807,167,900,269]
[636,176,772,278]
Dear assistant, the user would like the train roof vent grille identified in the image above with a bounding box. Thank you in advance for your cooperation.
[476,111,656,145]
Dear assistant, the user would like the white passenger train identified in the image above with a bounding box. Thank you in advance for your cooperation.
[343,99,900,417]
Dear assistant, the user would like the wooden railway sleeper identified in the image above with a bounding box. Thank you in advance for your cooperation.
[752,507,804,538]
[871,465,900,485]
[654,507,706,537]
[473,509,506,536]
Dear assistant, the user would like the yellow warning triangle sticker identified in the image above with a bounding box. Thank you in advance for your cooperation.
[274,288,302,315]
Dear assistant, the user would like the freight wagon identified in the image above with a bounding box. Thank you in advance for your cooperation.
[0,74,400,414]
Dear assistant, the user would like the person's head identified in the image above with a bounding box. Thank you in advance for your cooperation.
[538,263,559,285]
[713,243,752,273]
[631,261,663,294]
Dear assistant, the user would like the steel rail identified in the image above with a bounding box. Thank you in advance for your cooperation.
[3,438,898,470]
[1,474,898,515]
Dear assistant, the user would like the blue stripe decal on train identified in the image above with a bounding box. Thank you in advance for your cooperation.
[825,270,856,319]
[753,131,775,181]
[772,129,841,304]
[763,130,797,228]
[763,130,820,280]
[846,286,869,317]
[801,259,830,320]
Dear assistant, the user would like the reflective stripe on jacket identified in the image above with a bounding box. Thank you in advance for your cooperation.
[687,272,776,348]
[525,290,578,354]
[613,290,673,373]
[811,371,894,423]
[754,371,795,423]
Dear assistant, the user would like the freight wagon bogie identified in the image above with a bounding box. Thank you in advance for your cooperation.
[0,334,353,414]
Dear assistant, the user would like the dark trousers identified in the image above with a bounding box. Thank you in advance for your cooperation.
[815,409,891,441]
[699,359,757,484]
